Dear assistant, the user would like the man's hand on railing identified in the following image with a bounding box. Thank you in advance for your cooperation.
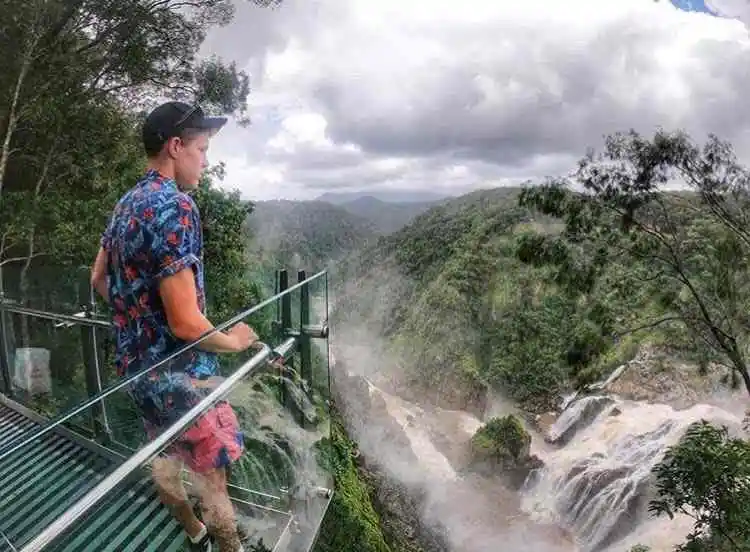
[189,343,283,390]
[225,322,260,352]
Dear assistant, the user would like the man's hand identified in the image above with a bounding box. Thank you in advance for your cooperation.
[226,322,259,352]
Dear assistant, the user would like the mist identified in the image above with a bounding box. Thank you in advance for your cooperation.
[316,263,576,552]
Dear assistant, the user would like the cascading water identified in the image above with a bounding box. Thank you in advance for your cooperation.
[325,290,749,551]
[226,368,332,551]
[331,348,576,552]
[328,335,749,552]
[521,396,745,552]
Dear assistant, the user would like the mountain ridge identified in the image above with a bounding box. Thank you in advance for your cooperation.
[316,190,452,205]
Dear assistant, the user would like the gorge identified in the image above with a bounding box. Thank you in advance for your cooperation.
[326,331,747,552]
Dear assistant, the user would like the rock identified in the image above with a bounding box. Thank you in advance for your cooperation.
[535,411,558,437]
[546,396,614,447]
[358,457,452,552]
[603,344,734,409]
[468,414,544,489]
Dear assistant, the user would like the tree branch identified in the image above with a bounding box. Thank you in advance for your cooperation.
[0,253,46,267]
[617,316,683,337]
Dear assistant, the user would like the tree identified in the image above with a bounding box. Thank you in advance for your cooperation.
[650,421,750,551]
[0,0,281,381]
[193,164,271,333]
[519,129,750,396]
[0,0,279,270]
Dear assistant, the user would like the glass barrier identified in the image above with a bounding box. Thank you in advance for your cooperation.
[0,266,332,552]
[0,264,113,440]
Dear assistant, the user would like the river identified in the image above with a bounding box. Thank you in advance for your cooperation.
[328,340,746,552]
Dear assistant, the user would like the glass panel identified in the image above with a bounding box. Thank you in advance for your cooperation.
[226,271,333,552]
[0,268,332,552]
[0,264,110,438]
[0,261,91,312]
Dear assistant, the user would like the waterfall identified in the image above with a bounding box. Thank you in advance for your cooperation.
[327,333,748,552]
[521,396,744,552]
[332,348,577,552]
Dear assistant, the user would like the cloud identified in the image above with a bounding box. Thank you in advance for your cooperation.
[204,0,750,201]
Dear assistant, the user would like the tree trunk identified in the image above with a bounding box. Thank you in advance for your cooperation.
[18,228,35,349]
[725,345,750,397]
[0,29,40,198]
[18,132,57,348]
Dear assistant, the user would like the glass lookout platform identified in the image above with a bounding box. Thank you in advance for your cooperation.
[0,264,334,552]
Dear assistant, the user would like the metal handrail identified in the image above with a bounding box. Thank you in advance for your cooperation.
[0,269,327,462]
[19,341,278,552]
[0,301,111,329]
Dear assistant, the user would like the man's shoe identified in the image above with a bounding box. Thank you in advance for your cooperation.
[190,532,213,551]
[188,523,213,552]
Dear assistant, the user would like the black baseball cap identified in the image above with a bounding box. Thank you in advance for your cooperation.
[142,101,227,156]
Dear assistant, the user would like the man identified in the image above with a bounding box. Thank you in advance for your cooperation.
[91,101,256,552]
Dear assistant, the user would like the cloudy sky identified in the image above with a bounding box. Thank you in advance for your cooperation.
[199,0,750,202]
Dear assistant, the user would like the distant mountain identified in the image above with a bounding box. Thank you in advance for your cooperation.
[333,196,443,235]
[246,200,379,275]
[316,190,452,205]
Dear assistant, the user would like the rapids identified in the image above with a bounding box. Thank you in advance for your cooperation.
[329,343,747,552]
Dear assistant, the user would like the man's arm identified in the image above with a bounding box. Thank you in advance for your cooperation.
[90,246,109,303]
[154,197,257,354]
[159,267,256,353]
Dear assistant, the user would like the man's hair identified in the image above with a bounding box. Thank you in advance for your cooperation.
[144,127,207,158]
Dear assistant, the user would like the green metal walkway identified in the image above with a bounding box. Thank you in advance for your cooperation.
[0,398,190,552]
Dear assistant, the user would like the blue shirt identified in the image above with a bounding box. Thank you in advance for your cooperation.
[100,169,218,425]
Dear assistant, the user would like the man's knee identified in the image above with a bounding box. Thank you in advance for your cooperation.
[193,467,229,496]
[151,457,187,504]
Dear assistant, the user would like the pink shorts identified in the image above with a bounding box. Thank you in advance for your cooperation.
[154,401,244,473]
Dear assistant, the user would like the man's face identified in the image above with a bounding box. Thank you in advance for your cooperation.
[171,131,210,191]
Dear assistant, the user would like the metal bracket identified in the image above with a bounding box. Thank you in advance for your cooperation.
[302,324,329,339]
[54,311,87,329]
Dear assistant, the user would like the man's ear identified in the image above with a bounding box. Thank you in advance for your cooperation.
[166,136,182,159]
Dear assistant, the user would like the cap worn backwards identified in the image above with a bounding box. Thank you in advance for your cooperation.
[142,101,227,155]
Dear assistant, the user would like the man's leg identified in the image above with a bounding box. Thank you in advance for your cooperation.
[151,456,205,539]
[192,467,242,552]
[185,400,245,551]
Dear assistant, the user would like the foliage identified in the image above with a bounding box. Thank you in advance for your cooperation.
[193,166,271,334]
[333,187,610,410]
[313,412,392,552]
[329,196,438,236]
[470,415,531,467]
[519,129,750,396]
[650,421,750,551]
[247,199,378,275]
[0,0,270,273]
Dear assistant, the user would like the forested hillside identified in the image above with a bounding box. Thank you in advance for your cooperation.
[244,194,443,286]
[246,199,378,278]
[335,130,750,414]
[324,195,443,235]
[332,129,750,550]
[333,186,576,413]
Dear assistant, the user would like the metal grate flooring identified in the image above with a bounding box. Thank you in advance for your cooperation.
[0,399,189,552]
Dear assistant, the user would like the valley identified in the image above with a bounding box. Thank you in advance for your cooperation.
[246,133,750,552]
[5,2,750,551]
